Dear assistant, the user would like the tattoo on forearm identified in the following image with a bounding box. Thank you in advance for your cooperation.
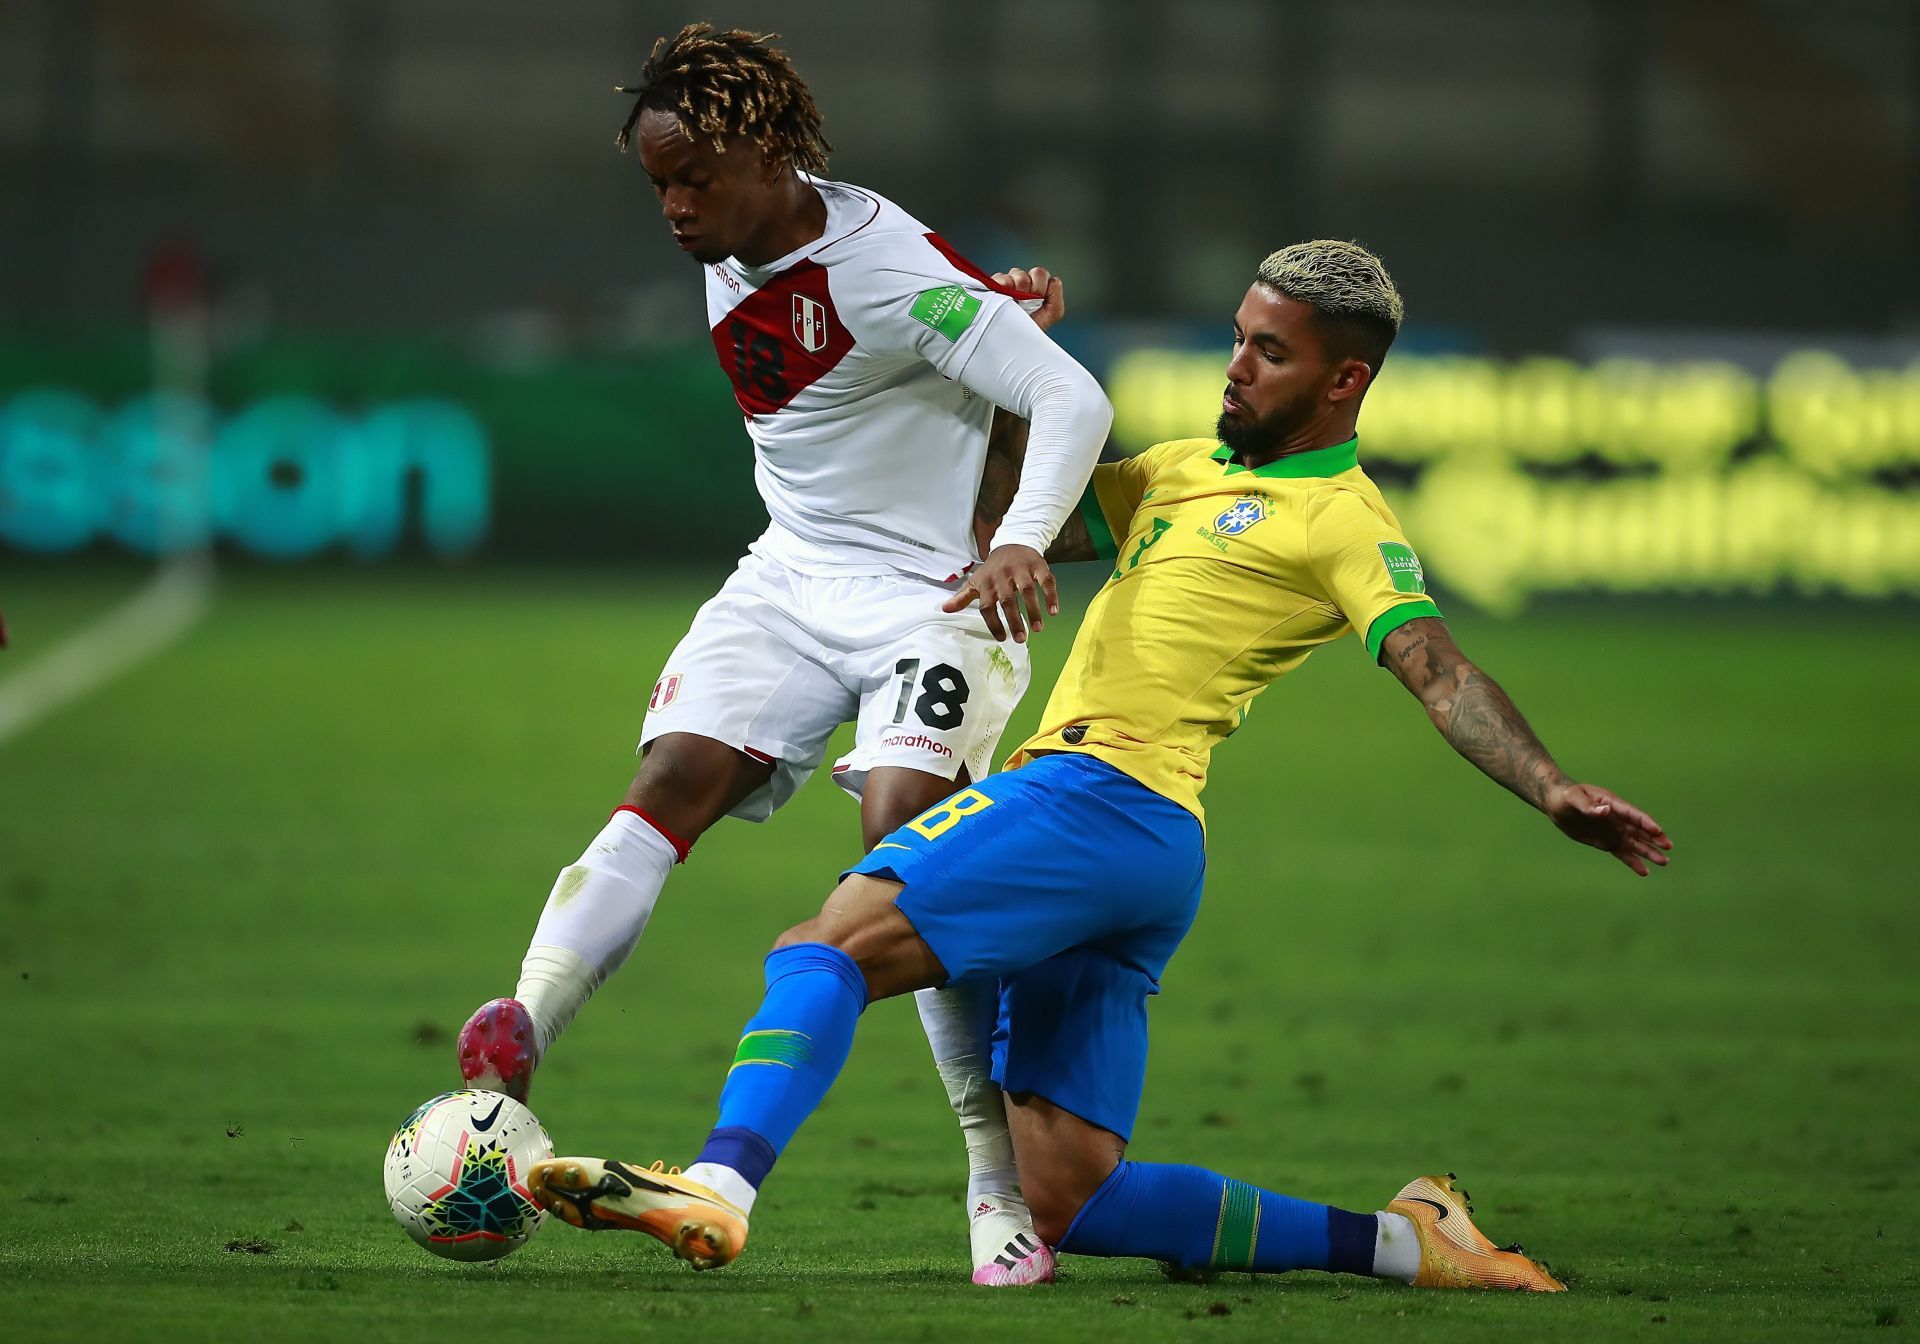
[1392,632,1432,667]
[1419,643,1569,810]
[1045,510,1094,564]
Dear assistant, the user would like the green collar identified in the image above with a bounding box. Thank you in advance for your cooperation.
[1211,435,1359,479]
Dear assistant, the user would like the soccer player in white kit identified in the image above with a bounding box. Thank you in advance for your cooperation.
[454,25,1111,1286]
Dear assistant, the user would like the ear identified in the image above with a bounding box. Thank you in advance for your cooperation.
[1325,358,1374,404]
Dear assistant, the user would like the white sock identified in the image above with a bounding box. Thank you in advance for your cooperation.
[915,982,1022,1209]
[513,809,678,1053]
[683,1162,757,1215]
[1373,1210,1420,1283]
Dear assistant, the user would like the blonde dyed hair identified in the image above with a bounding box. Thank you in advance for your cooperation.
[1255,240,1404,364]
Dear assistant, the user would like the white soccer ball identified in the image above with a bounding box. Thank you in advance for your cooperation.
[383,1089,554,1261]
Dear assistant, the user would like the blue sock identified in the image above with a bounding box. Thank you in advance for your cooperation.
[1058,1161,1380,1277]
[691,943,868,1190]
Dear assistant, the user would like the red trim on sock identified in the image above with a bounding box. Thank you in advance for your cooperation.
[612,805,691,864]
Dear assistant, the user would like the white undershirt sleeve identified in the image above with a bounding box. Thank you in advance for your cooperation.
[953,306,1113,555]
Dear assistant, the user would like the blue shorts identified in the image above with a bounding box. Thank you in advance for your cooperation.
[847,752,1205,1140]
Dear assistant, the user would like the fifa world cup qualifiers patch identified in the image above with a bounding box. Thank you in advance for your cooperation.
[1378,542,1427,594]
[910,285,984,341]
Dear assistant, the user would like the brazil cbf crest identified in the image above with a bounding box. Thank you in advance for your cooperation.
[1213,496,1268,536]
[793,294,828,353]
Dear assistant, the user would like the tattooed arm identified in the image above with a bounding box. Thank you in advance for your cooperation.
[973,265,1096,564]
[1379,617,1673,876]
[978,411,1095,563]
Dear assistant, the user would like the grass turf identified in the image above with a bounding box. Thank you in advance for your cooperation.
[0,563,1914,1341]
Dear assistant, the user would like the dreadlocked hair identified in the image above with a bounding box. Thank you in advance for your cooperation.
[615,24,831,174]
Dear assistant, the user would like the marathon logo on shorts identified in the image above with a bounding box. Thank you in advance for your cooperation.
[883,730,953,759]
[792,294,828,353]
[649,674,682,711]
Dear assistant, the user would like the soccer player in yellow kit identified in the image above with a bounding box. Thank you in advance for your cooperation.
[526,241,1673,1291]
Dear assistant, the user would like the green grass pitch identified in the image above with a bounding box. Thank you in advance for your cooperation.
[0,564,1914,1341]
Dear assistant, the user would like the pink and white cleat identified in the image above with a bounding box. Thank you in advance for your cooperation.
[969,1193,1056,1286]
[457,997,540,1103]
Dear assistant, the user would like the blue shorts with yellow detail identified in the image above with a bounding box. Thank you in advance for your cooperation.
[846,751,1205,1141]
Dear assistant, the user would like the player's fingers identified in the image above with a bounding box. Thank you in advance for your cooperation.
[1018,579,1046,633]
[1633,836,1672,866]
[999,594,1028,644]
[1042,567,1060,617]
[977,596,1008,642]
[1027,266,1052,294]
[1616,848,1650,877]
[941,581,980,614]
[1593,789,1665,839]
[1004,267,1033,294]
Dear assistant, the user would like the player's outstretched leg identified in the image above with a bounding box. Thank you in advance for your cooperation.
[458,735,774,1101]
[1006,1089,1562,1291]
[528,873,936,1269]
[457,805,685,1099]
[915,981,1053,1286]
[1045,1157,1562,1290]
[528,938,872,1269]
[1059,1159,1566,1282]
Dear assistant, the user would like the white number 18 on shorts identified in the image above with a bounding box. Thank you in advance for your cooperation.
[638,550,1032,822]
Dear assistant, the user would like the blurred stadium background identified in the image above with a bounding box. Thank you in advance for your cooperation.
[2,3,1917,1340]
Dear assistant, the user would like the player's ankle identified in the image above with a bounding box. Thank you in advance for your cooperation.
[1371,1210,1420,1283]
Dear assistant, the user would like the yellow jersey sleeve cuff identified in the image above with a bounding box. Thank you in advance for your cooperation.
[1364,598,1442,662]
[1080,482,1119,561]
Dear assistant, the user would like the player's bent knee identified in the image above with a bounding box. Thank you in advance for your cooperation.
[771,918,830,953]
[769,876,944,1001]
[1023,1178,1091,1249]
[628,734,773,837]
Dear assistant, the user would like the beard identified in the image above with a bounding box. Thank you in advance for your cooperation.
[1215,383,1321,458]
[1215,408,1277,456]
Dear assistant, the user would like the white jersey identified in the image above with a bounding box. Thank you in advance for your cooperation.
[703,175,1031,582]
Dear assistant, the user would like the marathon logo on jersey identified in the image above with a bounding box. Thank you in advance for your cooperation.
[649,674,682,711]
[792,294,828,353]
[1212,496,1269,536]
[1377,542,1427,594]
[882,730,953,759]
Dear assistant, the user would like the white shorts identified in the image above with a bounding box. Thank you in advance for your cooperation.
[639,550,1032,822]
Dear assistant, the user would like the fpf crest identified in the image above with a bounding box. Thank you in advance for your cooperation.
[793,294,828,353]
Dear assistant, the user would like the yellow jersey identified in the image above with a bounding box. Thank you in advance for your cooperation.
[1007,436,1440,822]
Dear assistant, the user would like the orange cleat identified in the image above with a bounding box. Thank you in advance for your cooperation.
[1387,1173,1566,1291]
[529,1156,748,1271]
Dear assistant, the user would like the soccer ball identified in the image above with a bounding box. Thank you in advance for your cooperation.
[383,1089,554,1261]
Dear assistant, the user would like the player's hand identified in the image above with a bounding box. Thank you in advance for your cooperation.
[1545,782,1673,876]
[991,266,1065,332]
[943,543,1057,644]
